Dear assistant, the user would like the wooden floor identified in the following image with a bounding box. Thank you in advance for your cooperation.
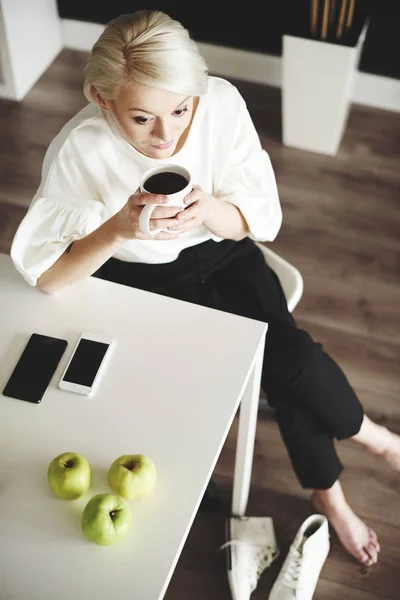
[1,50,399,599]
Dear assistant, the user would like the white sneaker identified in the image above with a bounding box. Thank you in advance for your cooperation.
[223,516,279,600]
[269,514,329,600]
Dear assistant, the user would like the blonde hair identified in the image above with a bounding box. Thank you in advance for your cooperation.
[84,10,208,103]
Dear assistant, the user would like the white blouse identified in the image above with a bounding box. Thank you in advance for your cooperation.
[10,76,282,286]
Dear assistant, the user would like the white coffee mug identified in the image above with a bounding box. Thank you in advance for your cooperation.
[138,164,192,235]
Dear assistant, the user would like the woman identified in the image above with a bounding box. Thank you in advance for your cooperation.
[11,10,399,568]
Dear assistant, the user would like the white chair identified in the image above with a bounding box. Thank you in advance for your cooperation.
[255,243,303,313]
[255,243,304,408]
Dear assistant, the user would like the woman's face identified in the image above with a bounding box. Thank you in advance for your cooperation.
[98,82,195,159]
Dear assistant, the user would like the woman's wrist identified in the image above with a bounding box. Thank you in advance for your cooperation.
[103,213,128,246]
[203,196,249,241]
[202,195,220,227]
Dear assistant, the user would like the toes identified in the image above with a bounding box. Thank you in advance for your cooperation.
[356,547,374,566]
[365,541,379,564]
[368,528,381,553]
[368,528,378,542]
[358,552,373,565]
[354,528,380,565]
[357,541,379,566]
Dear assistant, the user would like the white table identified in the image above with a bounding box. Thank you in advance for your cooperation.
[0,253,267,600]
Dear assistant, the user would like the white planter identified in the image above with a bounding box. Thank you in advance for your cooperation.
[0,0,63,101]
[282,32,366,155]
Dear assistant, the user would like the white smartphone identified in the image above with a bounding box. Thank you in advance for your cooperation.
[58,332,114,397]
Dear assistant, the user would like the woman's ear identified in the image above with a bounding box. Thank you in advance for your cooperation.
[92,88,110,111]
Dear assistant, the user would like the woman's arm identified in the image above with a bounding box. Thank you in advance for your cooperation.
[37,191,181,294]
[37,217,123,294]
[201,86,282,243]
[170,89,282,243]
[203,196,249,240]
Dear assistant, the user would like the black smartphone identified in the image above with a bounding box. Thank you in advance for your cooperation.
[2,333,68,404]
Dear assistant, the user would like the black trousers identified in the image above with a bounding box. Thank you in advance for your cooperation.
[94,238,364,489]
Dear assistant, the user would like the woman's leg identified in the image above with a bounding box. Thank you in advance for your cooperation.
[311,481,380,565]
[351,414,400,471]
[208,239,383,564]
[208,239,365,442]
[310,412,400,565]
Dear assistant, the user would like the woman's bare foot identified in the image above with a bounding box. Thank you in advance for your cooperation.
[312,481,380,566]
[352,415,400,471]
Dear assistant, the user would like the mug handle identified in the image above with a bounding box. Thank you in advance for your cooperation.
[138,204,162,235]
[139,203,185,236]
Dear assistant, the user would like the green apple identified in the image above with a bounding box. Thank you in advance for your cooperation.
[47,452,91,500]
[81,493,132,546]
[107,454,157,500]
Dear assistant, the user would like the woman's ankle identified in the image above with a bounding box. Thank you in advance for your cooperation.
[312,481,348,513]
[351,415,388,453]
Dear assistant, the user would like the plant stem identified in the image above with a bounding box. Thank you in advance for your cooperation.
[311,0,319,36]
[346,0,355,31]
[329,0,337,39]
[321,0,330,40]
[337,0,348,40]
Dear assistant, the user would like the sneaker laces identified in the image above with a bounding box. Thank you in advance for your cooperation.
[220,540,279,589]
[282,548,304,590]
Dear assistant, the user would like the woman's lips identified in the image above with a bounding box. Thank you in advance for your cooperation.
[152,140,174,150]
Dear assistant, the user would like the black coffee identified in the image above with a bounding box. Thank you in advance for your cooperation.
[144,172,188,195]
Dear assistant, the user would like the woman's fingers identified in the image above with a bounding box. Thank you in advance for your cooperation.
[168,202,200,231]
[150,217,183,231]
[129,192,168,206]
[148,203,197,232]
[135,229,180,241]
[169,216,197,232]
[153,231,181,241]
[151,205,182,219]
[183,185,201,206]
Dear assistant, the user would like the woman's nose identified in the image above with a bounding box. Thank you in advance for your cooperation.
[152,119,171,142]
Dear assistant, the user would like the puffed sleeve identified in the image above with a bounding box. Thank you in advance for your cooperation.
[11,196,107,286]
[10,136,109,286]
[214,94,282,242]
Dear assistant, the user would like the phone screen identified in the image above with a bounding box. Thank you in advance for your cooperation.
[2,334,68,404]
[61,339,110,387]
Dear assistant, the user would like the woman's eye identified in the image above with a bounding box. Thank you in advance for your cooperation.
[174,107,189,117]
[133,107,188,124]
[134,116,152,125]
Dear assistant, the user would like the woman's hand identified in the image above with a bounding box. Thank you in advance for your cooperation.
[167,185,216,233]
[110,190,184,241]
[169,185,249,241]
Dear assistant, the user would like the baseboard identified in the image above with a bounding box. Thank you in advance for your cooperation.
[352,71,400,112]
[61,19,400,113]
